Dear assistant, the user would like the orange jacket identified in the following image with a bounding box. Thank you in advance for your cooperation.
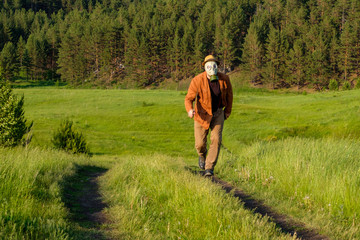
[185,71,233,129]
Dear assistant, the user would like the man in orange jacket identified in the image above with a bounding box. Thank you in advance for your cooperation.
[185,55,233,176]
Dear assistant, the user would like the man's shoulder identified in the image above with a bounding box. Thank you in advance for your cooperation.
[218,72,230,81]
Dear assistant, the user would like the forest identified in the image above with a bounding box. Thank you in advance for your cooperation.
[0,0,360,89]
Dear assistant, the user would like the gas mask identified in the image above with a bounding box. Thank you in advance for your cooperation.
[205,61,218,81]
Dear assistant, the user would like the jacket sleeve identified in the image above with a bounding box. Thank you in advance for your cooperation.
[224,76,233,117]
[184,78,198,113]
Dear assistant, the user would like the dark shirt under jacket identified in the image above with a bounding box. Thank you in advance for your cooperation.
[208,79,221,114]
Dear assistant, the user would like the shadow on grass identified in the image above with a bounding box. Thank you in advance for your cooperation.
[185,165,329,240]
[11,80,67,88]
[61,164,110,240]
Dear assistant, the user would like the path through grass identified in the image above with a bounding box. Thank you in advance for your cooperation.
[61,165,111,239]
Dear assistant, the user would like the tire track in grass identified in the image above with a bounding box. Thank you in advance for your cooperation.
[62,165,112,239]
[186,166,329,240]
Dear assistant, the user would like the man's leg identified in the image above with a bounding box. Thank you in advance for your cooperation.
[194,120,208,164]
[205,109,224,171]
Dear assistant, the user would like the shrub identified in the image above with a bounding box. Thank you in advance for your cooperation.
[355,79,360,89]
[342,81,351,90]
[328,79,339,91]
[0,83,32,147]
[52,120,90,155]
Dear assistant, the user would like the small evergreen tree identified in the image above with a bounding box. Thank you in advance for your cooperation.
[0,83,33,147]
[52,120,90,155]
[328,79,339,90]
[342,81,351,90]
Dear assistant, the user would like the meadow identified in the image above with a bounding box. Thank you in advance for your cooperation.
[1,83,360,239]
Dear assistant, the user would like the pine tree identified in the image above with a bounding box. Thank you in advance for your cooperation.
[147,19,164,85]
[242,22,263,83]
[123,27,140,85]
[194,22,208,71]
[0,83,32,147]
[137,35,151,86]
[306,32,330,89]
[169,28,181,81]
[219,21,237,73]
[13,0,24,9]
[226,4,247,61]
[287,39,305,88]
[328,31,339,76]
[46,26,60,81]
[0,42,19,81]
[22,49,31,80]
[264,24,283,88]
[16,36,26,76]
[57,10,88,85]
[180,18,195,78]
[339,21,356,82]
[25,31,50,80]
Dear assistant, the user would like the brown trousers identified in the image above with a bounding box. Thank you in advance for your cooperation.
[194,108,224,170]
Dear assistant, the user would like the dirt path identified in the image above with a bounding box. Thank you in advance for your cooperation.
[61,163,328,239]
[186,166,329,240]
[62,165,112,239]
[211,176,329,240]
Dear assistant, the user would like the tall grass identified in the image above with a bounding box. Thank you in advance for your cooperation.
[100,154,293,239]
[217,138,360,239]
[0,146,90,239]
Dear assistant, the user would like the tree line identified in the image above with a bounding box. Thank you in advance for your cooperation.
[0,0,360,89]
[243,0,360,90]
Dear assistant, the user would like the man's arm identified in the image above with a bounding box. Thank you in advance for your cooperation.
[185,78,198,118]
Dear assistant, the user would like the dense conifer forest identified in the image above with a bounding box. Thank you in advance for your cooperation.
[0,0,360,89]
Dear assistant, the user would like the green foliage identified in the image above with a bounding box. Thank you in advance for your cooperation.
[328,79,339,91]
[355,78,360,89]
[3,1,360,89]
[52,120,90,155]
[242,21,264,83]
[342,81,352,90]
[0,42,19,81]
[0,84,32,147]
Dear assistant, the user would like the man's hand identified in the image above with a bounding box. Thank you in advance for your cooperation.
[188,109,195,118]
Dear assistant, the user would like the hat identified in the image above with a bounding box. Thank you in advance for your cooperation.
[202,55,220,66]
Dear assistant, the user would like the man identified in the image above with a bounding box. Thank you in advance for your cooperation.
[185,55,233,176]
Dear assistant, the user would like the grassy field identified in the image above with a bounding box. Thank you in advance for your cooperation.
[1,85,360,239]
[0,146,96,239]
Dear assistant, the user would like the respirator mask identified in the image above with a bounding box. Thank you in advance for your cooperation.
[205,61,218,81]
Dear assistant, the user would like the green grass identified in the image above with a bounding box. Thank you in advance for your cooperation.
[19,89,193,157]
[100,154,293,239]
[3,86,360,239]
[225,90,360,148]
[0,146,94,239]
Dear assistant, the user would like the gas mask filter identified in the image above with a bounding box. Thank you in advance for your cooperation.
[205,61,218,81]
